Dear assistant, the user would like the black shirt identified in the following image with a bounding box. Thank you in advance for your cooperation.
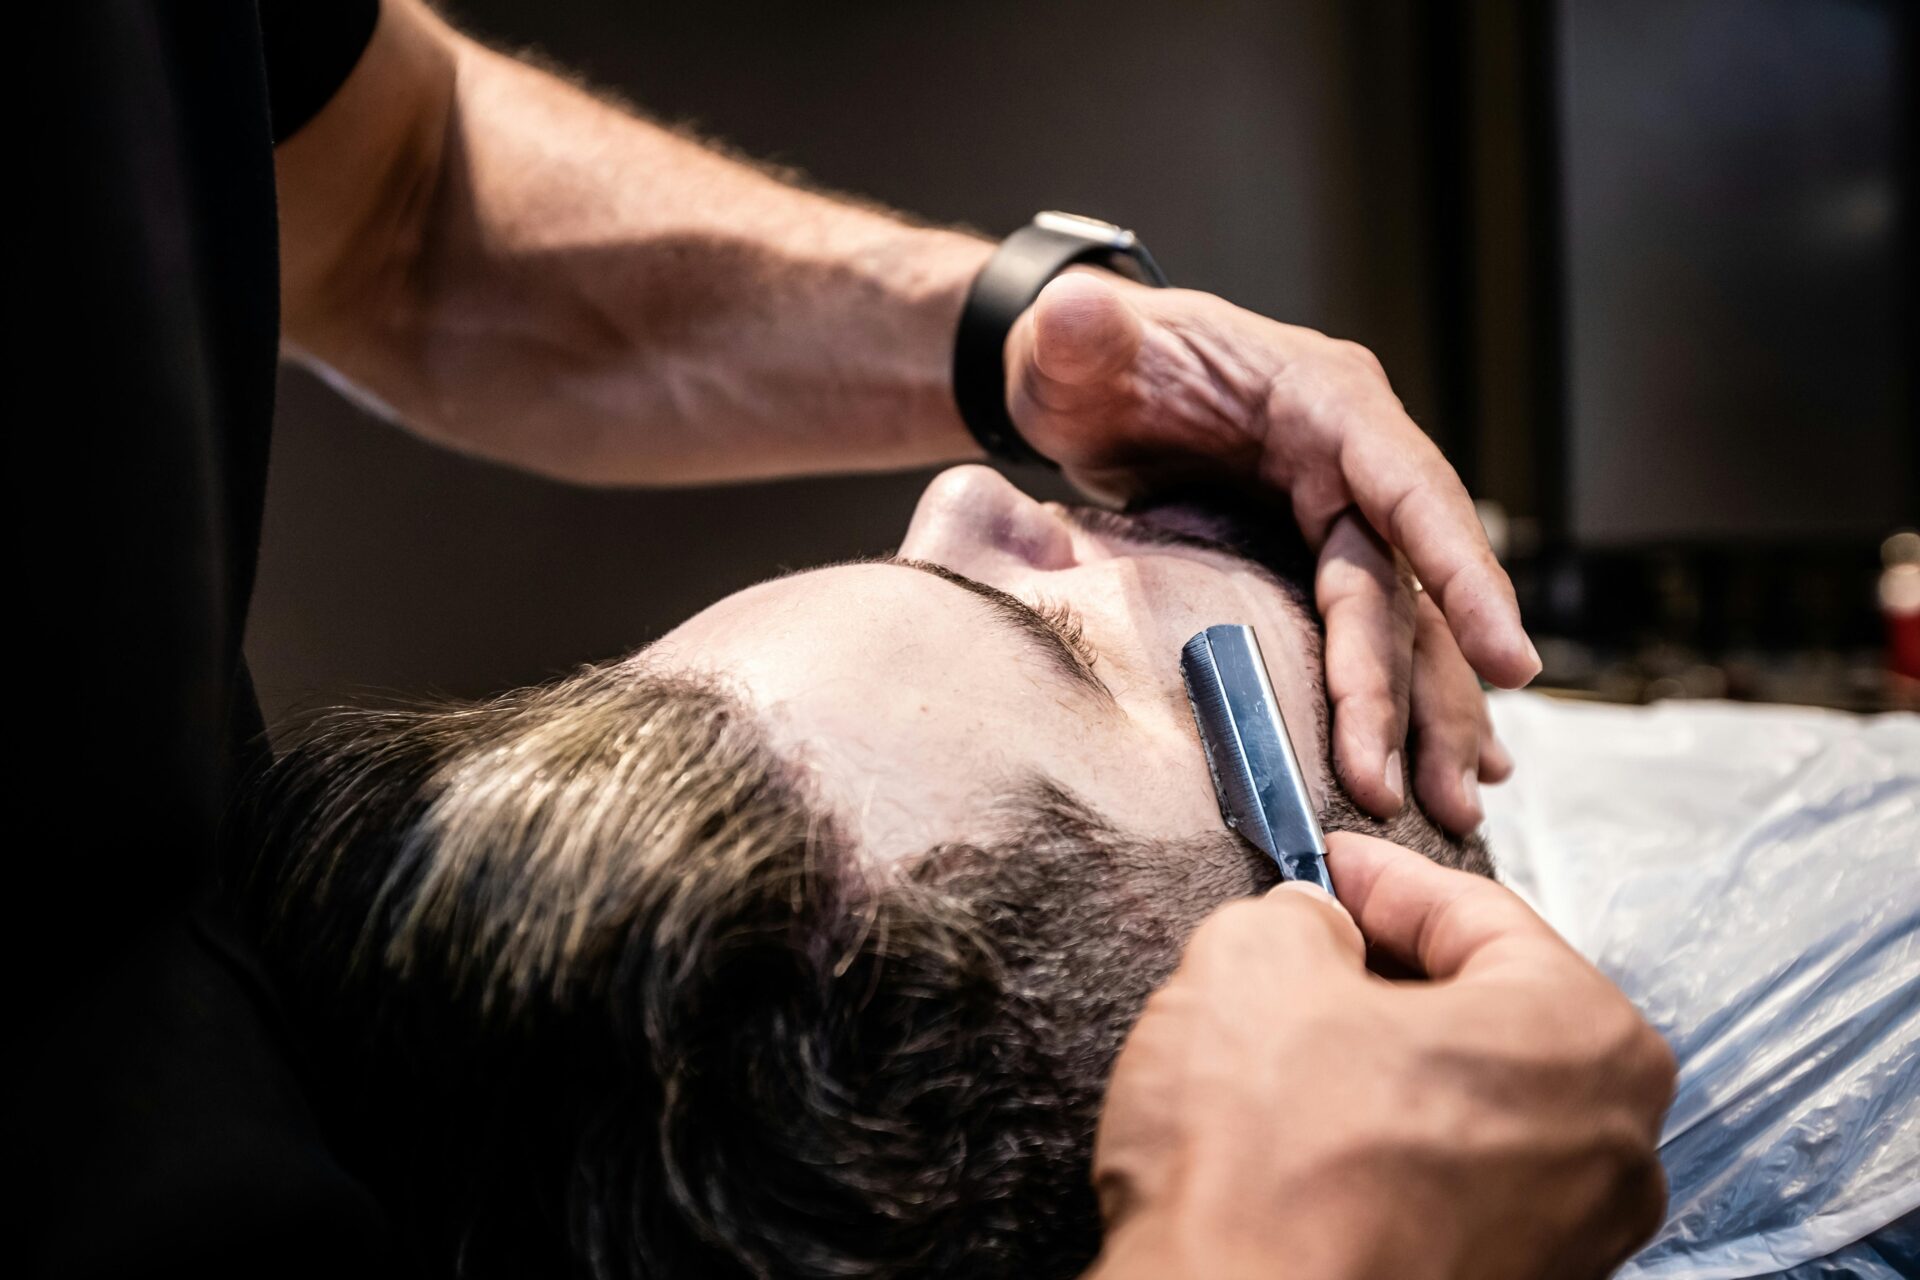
[30,3,388,1275]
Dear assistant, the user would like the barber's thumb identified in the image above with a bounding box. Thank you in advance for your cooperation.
[1260,878,1366,968]
[1029,272,1144,387]
[1323,829,1429,901]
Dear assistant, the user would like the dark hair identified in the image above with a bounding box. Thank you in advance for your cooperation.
[235,662,1274,1279]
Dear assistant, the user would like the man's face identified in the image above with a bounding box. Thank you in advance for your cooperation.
[654,465,1330,864]
[254,473,1480,1280]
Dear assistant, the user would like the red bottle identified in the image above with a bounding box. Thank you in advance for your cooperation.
[1881,531,1920,683]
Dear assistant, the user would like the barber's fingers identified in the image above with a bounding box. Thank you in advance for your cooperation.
[1309,402,1539,691]
[1479,712,1515,785]
[1409,592,1495,833]
[1325,831,1566,981]
[1317,512,1417,818]
[1179,880,1367,992]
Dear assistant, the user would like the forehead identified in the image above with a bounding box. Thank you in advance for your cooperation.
[644,544,1327,865]
[652,562,1118,770]
[654,563,1108,854]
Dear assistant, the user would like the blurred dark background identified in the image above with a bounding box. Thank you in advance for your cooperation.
[249,0,1916,723]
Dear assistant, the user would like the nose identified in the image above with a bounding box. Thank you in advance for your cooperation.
[898,465,1077,576]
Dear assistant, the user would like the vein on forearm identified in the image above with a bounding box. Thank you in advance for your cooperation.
[293,5,990,486]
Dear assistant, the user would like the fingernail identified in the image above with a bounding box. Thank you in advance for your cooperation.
[1383,751,1405,807]
[1460,767,1483,821]
[1522,636,1543,675]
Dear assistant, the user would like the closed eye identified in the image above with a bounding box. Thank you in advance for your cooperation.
[883,557,1117,704]
[1030,597,1102,676]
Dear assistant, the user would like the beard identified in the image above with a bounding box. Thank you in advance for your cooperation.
[1052,494,1492,879]
[906,758,1490,1279]
[890,489,1495,1274]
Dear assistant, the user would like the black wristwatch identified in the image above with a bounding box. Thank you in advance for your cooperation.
[952,212,1169,468]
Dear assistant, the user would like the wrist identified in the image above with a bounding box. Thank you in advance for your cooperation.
[841,223,994,467]
[953,213,1168,467]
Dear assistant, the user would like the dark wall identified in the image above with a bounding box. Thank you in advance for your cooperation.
[1559,0,1910,545]
[249,0,1434,722]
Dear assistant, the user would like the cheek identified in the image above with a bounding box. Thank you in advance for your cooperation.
[1053,714,1230,842]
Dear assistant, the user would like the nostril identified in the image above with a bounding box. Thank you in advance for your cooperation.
[992,507,1077,570]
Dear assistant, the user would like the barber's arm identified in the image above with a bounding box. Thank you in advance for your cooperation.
[276,0,1529,828]
[1086,833,1676,1280]
[277,0,990,483]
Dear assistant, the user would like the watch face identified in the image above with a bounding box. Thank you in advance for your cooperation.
[1035,210,1135,249]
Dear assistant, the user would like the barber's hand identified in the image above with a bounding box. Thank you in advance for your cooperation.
[1085,833,1676,1280]
[1006,274,1529,830]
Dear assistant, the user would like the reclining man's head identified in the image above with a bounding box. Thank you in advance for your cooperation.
[244,465,1487,1279]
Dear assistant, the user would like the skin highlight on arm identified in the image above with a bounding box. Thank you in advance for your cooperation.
[277,0,989,485]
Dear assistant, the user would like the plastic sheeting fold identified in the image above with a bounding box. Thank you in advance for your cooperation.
[1483,695,1918,1278]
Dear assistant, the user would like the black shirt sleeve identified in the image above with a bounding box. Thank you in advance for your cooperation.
[260,0,381,143]
[28,3,397,1272]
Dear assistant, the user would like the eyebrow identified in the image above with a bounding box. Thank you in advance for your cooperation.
[882,556,1119,705]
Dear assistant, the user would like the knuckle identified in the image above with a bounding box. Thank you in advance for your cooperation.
[1635,1026,1681,1104]
[1634,1155,1672,1240]
[1381,484,1426,556]
[1595,1000,1677,1097]
[1415,673,1479,725]
[1604,1137,1670,1257]
[1335,699,1395,745]
[1597,1128,1654,1186]
[1576,1121,1669,1265]
[1415,720,1478,762]
[1336,338,1385,377]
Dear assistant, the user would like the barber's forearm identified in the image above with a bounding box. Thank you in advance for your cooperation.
[281,0,989,485]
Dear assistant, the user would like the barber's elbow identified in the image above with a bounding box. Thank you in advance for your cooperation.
[275,0,457,355]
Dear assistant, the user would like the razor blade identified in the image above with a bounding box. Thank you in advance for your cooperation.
[1181,624,1333,894]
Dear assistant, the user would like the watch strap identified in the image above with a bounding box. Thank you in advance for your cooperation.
[952,214,1168,467]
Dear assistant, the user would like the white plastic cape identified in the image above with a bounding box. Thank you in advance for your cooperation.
[1483,694,1919,1278]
